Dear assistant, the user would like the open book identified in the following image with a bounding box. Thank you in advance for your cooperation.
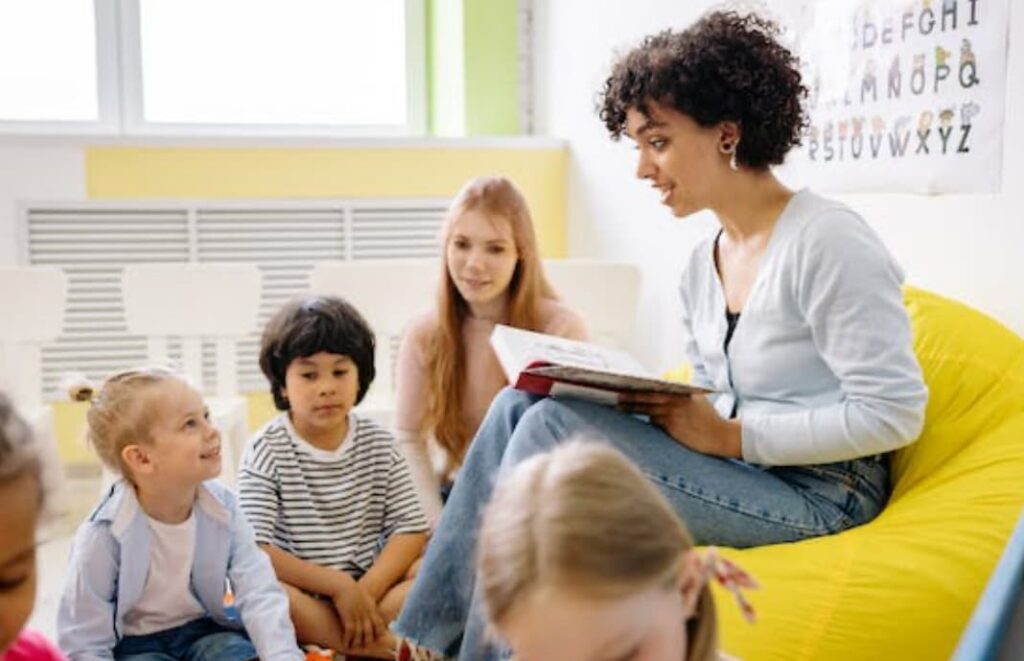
[490,324,712,405]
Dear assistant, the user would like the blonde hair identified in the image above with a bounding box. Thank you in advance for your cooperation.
[478,442,718,661]
[70,366,182,476]
[425,176,557,472]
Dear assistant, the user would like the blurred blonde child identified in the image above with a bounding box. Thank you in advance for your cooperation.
[0,393,64,661]
[58,367,302,660]
[477,442,756,661]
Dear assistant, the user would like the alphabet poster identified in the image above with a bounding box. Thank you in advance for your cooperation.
[779,0,1009,193]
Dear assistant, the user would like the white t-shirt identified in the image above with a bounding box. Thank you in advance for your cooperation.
[121,512,206,636]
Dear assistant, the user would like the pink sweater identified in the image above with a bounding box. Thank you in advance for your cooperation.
[3,630,65,661]
[393,299,587,521]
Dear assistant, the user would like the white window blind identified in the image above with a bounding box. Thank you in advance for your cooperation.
[22,200,448,399]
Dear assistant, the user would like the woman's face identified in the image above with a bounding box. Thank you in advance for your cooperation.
[0,471,40,653]
[497,562,702,661]
[445,208,520,311]
[625,101,728,219]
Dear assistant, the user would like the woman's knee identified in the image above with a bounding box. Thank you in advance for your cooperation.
[504,398,587,462]
[490,386,539,416]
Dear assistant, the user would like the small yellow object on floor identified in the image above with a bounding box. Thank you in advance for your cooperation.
[705,287,1024,660]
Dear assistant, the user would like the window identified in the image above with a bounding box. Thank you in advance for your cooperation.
[123,0,424,135]
[0,0,425,136]
[0,0,119,133]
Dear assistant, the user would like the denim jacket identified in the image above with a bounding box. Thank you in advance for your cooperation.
[57,479,303,660]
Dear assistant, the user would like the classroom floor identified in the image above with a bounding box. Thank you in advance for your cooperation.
[30,469,102,643]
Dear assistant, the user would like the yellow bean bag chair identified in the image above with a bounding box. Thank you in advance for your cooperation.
[711,286,1024,660]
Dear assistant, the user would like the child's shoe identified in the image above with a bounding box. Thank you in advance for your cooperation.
[394,637,451,661]
[304,644,345,660]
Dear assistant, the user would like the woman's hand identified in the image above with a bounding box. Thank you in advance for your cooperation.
[330,573,386,650]
[618,393,743,458]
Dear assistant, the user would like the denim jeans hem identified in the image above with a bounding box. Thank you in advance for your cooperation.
[390,622,450,659]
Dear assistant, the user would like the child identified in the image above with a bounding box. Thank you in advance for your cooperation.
[57,367,303,660]
[393,175,588,524]
[239,296,428,658]
[0,393,64,661]
[476,442,757,661]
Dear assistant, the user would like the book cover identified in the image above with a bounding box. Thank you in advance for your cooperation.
[490,324,712,405]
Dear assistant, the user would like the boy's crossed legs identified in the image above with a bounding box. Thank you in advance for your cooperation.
[282,559,422,659]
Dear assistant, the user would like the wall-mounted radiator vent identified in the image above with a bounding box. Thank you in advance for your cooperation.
[22,199,448,399]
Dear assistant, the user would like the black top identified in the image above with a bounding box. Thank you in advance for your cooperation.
[724,309,741,354]
[715,229,742,419]
[724,309,741,419]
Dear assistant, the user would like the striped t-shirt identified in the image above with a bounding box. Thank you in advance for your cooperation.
[237,412,428,577]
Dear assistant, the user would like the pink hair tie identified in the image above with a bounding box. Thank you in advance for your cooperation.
[703,547,760,624]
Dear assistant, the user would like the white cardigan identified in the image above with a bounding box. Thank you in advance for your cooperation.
[680,189,928,466]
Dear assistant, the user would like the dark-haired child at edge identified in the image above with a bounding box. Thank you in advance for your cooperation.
[238,296,428,659]
[391,10,927,661]
[0,393,65,661]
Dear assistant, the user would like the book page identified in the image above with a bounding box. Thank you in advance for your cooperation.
[491,324,650,377]
[523,338,636,372]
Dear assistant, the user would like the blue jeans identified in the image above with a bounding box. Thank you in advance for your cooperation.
[393,389,889,661]
[113,617,256,661]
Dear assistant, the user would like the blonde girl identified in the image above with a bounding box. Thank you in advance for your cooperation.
[476,442,746,661]
[58,367,303,661]
[393,176,588,522]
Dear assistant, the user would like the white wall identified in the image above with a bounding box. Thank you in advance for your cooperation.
[533,0,1023,370]
[0,145,86,265]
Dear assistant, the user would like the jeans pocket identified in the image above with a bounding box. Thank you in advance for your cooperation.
[809,460,888,526]
[847,459,890,518]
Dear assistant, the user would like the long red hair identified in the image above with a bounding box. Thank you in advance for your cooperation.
[425,176,556,472]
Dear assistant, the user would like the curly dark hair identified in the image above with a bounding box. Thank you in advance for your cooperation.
[598,11,808,169]
[259,296,376,410]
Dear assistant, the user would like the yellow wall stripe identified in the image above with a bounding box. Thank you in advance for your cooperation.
[85,146,568,257]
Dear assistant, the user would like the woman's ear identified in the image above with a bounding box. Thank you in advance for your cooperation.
[121,444,153,475]
[678,550,706,618]
[718,121,742,150]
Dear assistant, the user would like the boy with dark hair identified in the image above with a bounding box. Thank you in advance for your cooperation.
[239,296,427,659]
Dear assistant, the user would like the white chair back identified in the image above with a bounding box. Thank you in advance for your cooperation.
[0,267,67,410]
[122,263,262,397]
[0,267,68,502]
[543,259,641,349]
[309,260,439,412]
[119,263,261,488]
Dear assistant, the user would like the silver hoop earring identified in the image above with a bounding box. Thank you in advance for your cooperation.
[720,141,739,171]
